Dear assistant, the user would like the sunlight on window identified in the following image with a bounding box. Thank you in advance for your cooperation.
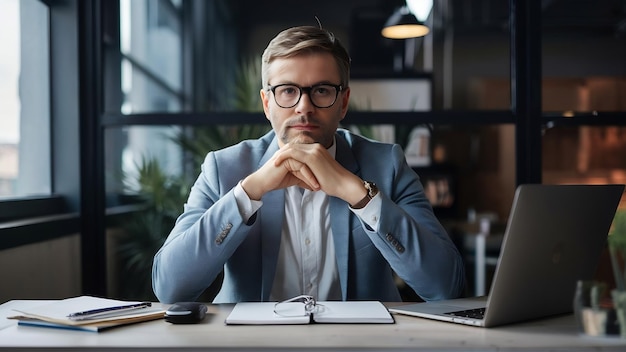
[0,0,50,198]
[0,0,21,197]
[114,0,184,198]
[0,0,21,145]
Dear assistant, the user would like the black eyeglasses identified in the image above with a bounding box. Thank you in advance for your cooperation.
[268,83,343,109]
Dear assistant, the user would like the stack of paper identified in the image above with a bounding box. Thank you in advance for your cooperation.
[8,296,165,332]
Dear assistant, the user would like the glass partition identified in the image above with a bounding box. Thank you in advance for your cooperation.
[543,125,626,187]
[119,0,184,114]
[109,0,514,115]
[541,0,626,114]
[105,124,271,202]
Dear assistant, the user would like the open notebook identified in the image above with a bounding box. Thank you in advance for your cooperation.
[225,299,394,325]
[390,184,624,328]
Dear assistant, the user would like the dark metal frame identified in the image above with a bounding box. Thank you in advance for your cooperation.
[511,0,542,185]
[78,0,107,296]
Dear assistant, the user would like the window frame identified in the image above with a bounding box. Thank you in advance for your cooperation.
[0,0,82,248]
[1,0,625,298]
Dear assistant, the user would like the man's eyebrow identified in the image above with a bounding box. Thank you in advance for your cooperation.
[313,81,339,85]
[275,81,338,86]
[268,80,296,86]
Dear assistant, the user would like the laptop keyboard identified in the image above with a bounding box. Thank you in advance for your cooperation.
[444,307,486,319]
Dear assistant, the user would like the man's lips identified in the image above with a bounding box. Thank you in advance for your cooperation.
[290,124,318,131]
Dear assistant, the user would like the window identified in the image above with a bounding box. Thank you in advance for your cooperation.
[1,0,82,250]
[119,0,184,114]
[112,0,186,196]
[538,1,626,196]
[0,0,51,199]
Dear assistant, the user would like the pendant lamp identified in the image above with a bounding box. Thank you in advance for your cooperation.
[381,6,430,39]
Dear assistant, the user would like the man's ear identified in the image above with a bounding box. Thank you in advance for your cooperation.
[340,87,351,119]
[260,89,271,121]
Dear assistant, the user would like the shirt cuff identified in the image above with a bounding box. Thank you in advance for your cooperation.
[349,192,382,231]
[234,181,263,223]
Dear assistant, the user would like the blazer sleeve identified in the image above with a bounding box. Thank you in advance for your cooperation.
[151,151,254,304]
[358,143,465,301]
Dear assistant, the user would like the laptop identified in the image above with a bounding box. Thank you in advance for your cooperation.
[390,183,624,327]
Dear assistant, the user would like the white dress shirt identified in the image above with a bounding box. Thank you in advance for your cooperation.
[233,140,382,301]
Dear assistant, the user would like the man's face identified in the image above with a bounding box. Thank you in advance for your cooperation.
[261,52,350,148]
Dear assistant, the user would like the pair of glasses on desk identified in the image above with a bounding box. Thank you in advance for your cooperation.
[273,295,326,317]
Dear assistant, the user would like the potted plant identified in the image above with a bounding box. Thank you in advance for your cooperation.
[574,208,626,337]
[116,157,189,300]
[608,209,626,337]
[115,56,268,300]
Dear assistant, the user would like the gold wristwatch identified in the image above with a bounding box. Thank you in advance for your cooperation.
[351,180,378,209]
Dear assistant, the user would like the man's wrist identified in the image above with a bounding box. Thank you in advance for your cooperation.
[241,176,263,201]
[350,180,378,209]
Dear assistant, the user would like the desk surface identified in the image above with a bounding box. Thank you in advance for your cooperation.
[1,300,625,351]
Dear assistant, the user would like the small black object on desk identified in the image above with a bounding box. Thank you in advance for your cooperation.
[165,302,208,324]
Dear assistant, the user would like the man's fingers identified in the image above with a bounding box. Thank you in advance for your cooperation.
[273,142,312,166]
[294,163,320,190]
[281,159,320,190]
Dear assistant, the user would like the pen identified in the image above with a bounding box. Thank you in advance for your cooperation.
[67,302,151,320]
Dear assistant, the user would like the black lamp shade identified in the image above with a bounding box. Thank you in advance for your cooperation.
[381,6,430,39]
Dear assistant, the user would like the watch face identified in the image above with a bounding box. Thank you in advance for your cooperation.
[364,181,378,197]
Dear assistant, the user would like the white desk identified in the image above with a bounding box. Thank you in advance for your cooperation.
[1,300,625,351]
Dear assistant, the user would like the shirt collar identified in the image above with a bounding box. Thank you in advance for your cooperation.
[328,137,337,159]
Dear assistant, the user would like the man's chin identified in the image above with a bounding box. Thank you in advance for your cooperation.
[290,131,317,144]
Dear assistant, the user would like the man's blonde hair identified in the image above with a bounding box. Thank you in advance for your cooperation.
[261,26,351,90]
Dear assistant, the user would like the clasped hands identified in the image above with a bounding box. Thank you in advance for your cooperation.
[241,142,365,206]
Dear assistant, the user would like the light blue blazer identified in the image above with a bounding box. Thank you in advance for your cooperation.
[152,129,465,304]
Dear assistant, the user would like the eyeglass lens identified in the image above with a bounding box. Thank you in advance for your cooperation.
[271,84,340,108]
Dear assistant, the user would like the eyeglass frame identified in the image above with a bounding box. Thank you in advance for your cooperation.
[273,294,325,317]
[267,83,343,109]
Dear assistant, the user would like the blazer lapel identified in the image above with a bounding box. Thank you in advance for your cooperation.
[258,138,284,301]
[330,134,360,300]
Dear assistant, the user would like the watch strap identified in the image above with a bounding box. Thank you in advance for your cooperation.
[351,181,378,209]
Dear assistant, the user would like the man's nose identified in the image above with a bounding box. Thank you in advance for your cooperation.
[295,91,315,113]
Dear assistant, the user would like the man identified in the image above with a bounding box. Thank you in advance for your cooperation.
[152,25,465,304]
